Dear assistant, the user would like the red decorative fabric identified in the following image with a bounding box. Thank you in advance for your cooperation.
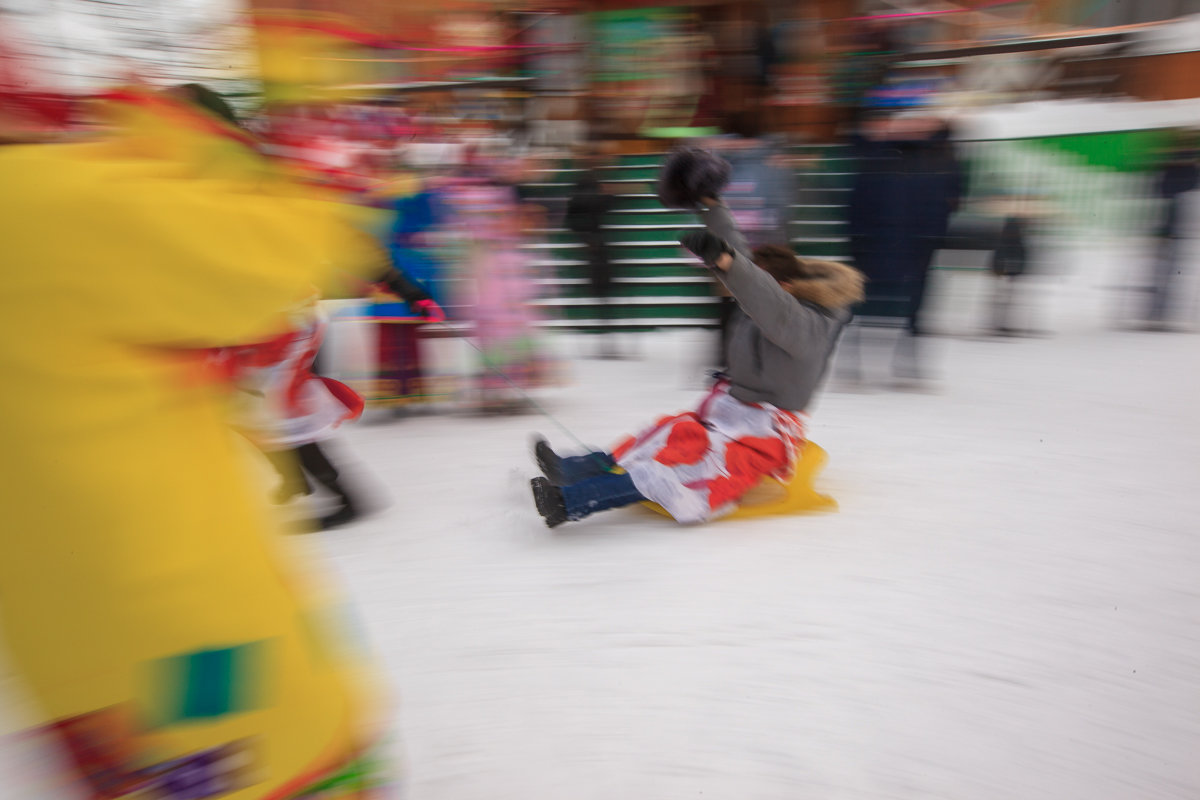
[613,382,806,523]
[653,417,709,467]
[706,436,790,510]
[611,436,636,461]
[319,377,365,423]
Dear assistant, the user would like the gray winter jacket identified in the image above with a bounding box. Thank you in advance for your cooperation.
[703,204,863,412]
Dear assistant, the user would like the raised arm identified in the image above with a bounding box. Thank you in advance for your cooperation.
[681,202,830,358]
[697,200,751,260]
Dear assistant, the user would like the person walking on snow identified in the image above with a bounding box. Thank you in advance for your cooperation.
[226,265,440,531]
[530,147,863,527]
[0,86,391,797]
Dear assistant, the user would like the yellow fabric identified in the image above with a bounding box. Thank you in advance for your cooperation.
[0,94,386,796]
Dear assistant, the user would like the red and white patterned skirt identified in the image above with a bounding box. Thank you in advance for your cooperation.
[612,381,806,523]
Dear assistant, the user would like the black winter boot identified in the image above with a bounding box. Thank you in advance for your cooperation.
[298,442,361,530]
[533,437,616,485]
[533,438,565,485]
[318,499,359,530]
[530,477,568,528]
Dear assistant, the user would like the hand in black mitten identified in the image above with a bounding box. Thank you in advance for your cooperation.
[679,230,732,267]
[657,146,731,209]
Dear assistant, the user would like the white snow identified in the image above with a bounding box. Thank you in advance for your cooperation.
[3,267,1200,799]
[315,317,1199,800]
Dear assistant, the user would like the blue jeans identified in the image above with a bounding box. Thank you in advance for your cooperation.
[557,452,616,484]
[561,471,645,520]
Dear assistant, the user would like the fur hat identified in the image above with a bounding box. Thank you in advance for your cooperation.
[788,257,866,310]
[751,244,865,310]
[656,145,731,209]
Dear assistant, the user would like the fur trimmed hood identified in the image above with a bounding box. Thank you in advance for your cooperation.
[785,258,865,310]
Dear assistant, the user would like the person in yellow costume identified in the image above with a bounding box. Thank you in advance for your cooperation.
[0,88,391,798]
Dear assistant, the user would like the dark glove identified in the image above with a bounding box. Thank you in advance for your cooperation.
[378,267,431,306]
[679,229,733,267]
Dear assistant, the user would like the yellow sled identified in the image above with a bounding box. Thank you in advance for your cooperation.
[643,442,838,520]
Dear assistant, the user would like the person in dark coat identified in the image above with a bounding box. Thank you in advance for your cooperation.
[846,113,964,379]
[990,213,1030,335]
[566,148,619,354]
[847,114,964,334]
[1146,137,1198,328]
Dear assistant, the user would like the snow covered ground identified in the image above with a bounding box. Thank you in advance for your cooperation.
[312,318,1198,800]
[3,274,1199,799]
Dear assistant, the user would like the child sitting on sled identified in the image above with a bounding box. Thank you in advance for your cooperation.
[530,147,864,527]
